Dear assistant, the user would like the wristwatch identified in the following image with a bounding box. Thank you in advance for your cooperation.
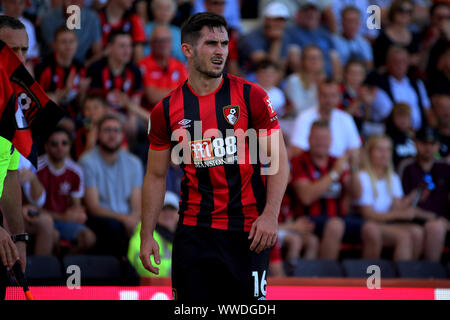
[329,170,339,182]
[11,233,30,244]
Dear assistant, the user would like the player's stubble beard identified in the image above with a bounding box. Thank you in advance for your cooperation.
[193,47,224,79]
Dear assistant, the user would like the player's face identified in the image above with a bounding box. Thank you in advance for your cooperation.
[55,31,78,59]
[0,27,28,62]
[46,132,71,161]
[192,26,229,79]
[98,119,123,153]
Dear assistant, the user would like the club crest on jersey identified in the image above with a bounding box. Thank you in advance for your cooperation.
[223,105,240,126]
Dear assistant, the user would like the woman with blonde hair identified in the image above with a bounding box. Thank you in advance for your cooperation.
[356,135,424,260]
[284,45,326,118]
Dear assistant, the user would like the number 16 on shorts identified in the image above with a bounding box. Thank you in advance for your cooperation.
[252,270,267,298]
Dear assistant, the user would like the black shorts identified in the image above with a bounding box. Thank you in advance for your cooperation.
[171,224,270,302]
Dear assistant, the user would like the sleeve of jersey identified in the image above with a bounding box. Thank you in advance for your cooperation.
[148,101,171,150]
[249,84,280,137]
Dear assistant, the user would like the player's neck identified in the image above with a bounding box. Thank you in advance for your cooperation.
[187,71,223,96]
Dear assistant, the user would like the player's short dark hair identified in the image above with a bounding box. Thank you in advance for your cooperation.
[107,30,132,45]
[47,126,73,144]
[0,15,25,31]
[53,25,76,41]
[181,12,228,46]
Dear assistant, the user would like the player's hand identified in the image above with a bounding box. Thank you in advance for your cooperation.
[249,211,278,254]
[0,226,20,270]
[140,235,161,275]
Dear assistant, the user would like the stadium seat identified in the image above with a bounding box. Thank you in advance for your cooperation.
[62,255,122,285]
[342,259,397,278]
[396,261,447,279]
[293,259,343,278]
[26,255,64,285]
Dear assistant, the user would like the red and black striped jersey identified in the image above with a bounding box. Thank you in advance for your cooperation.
[35,55,86,96]
[98,9,146,46]
[86,57,143,112]
[35,55,86,118]
[148,73,280,232]
[291,152,347,218]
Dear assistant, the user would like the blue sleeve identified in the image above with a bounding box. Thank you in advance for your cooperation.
[79,156,96,188]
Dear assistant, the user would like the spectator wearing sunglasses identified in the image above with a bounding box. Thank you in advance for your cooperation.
[36,127,96,254]
[398,126,450,262]
[372,0,421,70]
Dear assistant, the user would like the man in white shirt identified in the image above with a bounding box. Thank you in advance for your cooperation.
[290,79,361,158]
[371,46,431,131]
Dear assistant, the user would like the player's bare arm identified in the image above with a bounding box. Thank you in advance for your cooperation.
[249,130,289,253]
[140,147,171,274]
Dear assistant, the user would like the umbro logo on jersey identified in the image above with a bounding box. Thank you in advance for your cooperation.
[178,119,192,128]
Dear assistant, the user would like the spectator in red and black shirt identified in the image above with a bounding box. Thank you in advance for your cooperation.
[291,120,381,260]
[35,26,88,119]
[139,24,187,109]
[98,0,146,62]
[87,31,147,136]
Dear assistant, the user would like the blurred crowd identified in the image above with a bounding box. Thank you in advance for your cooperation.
[0,0,449,278]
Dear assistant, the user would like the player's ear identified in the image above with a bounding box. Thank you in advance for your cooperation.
[181,43,193,59]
